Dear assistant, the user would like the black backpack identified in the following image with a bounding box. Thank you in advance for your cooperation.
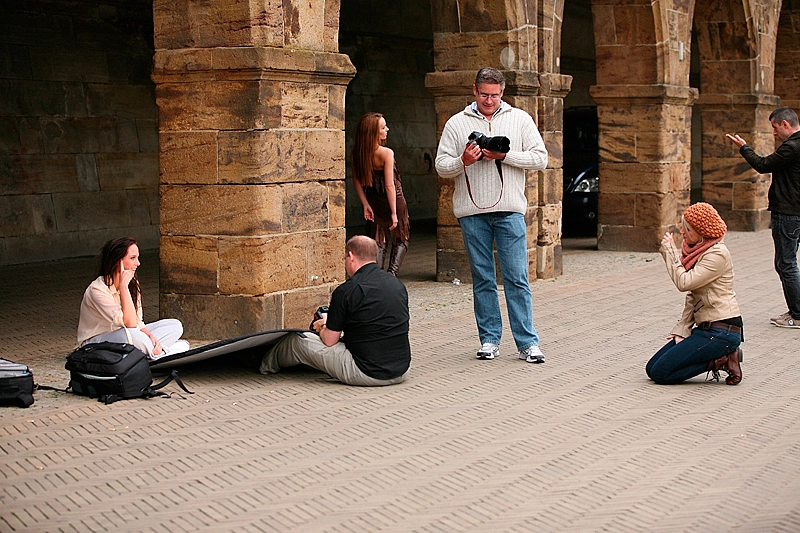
[0,359,35,407]
[66,342,192,404]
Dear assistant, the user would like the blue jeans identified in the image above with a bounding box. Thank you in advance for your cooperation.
[771,212,800,319]
[458,212,539,350]
[646,327,741,385]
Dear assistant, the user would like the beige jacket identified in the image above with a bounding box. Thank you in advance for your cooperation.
[660,240,741,339]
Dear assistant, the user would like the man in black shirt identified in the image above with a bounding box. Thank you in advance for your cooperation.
[260,235,411,385]
[727,106,800,328]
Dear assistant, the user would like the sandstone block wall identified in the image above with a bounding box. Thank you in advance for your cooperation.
[0,0,158,265]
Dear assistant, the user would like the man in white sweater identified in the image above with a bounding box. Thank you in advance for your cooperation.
[435,67,549,363]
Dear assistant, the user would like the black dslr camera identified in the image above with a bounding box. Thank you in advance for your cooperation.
[468,131,511,155]
[310,305,329,331]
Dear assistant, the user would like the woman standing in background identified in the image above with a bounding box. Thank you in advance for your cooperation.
[351,112,410,275]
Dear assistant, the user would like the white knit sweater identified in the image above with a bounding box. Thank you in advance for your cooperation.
[435,103,548,218]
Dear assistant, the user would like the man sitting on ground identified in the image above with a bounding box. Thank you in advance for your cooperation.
[260,235,411,386]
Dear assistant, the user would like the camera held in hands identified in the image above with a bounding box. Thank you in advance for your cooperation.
[468,131,511,155]
[310,305,329,331]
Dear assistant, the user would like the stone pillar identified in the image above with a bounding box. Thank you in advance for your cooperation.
[536,73,571,279]
[694,0,778,231]
[426,70,565,282]
[590,85,697,251]
[591,0,697,251]
[697,96,777,231]
[152,1,355,339]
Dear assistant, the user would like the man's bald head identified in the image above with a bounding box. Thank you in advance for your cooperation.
[345,236,378,272]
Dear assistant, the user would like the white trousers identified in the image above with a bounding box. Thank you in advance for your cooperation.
[83,319,190,360]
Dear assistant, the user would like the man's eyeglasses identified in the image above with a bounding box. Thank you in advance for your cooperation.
[478,93,502,101]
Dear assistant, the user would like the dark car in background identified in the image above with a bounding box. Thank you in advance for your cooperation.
[562,106,599,237]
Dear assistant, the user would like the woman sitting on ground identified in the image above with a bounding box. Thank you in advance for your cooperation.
[646,202,743,385]
[77,237,189,360]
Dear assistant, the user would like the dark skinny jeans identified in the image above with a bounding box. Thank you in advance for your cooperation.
[646,326,741,385]
[771,212,800,319]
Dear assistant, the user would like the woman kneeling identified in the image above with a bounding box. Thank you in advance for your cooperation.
[646,203,743,385]
[77,237,189,360]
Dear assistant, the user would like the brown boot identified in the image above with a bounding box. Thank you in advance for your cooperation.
[706,348,743,385]
[371,225,389,270]
[387,242,407,276]
[376,243,387,270]
[724,347,743,385]
[706,354,727,382]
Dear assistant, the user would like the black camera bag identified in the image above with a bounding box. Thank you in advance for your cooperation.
[0,359,35,407]
[66,342,192,404]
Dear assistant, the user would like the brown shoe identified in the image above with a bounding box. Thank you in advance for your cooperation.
[725,347,743,385]
[771,313,800,328]
[706,348,743,385]
[770,311,791,323]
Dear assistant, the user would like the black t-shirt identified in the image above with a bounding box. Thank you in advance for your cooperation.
[326,263,411,380]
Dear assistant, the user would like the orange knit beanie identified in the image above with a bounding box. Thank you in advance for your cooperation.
[682,202,727,239]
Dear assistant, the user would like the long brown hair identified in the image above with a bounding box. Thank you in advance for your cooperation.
[351,112,385,188]
[98,237,140,311]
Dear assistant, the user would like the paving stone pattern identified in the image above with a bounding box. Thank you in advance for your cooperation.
[1,231,800,532]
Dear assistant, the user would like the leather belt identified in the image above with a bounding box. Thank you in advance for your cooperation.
[697,321,743,335]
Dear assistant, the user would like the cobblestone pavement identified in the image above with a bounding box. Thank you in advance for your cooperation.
[2,230,800,532]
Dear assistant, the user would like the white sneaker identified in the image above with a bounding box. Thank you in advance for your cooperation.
[149,340,191,360]
[476,343,499,360]
[169,340,191,354]
[519,345,545,364]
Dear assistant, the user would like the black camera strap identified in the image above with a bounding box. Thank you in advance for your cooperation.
[464,159,504,210]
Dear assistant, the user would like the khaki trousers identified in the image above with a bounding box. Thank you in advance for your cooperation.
[260,332,408,387]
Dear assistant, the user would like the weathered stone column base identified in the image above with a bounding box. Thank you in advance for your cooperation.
[597,225,672,252]
[161,286,335,341]
[592,84,697,252]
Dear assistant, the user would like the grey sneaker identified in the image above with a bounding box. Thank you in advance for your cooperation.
[770,311,792,325]
[519,345,545,364]
[477,343,499,360]
[771,313,800,328]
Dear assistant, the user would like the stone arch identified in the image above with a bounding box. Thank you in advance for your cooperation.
[694,0,779,231]
[426,0,570,281]
[590,1,697,250]
[430,0,538,72]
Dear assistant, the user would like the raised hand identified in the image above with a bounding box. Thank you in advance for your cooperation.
[725,133,746,148]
